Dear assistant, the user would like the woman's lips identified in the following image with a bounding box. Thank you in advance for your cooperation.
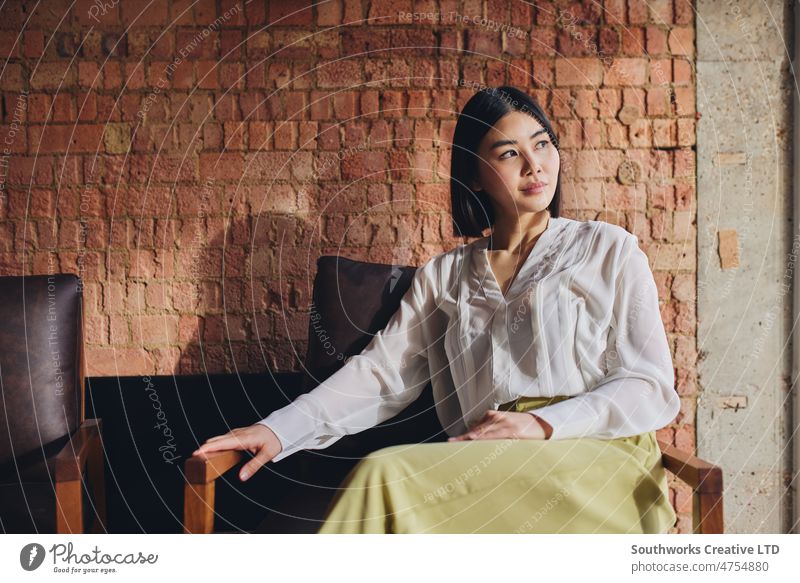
[521,182,546,194]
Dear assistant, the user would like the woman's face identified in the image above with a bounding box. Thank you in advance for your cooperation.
[471,110,560,222]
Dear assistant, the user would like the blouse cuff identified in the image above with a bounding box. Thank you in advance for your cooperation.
[256,394,328,463]
[523,396,601,441]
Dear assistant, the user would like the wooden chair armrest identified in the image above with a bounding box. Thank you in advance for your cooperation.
[54,418,106,533]
[183,450,244,534]
[185,450,244,484]
[54,419,102,482]
[658,439,722,492]
[658,439,724,534]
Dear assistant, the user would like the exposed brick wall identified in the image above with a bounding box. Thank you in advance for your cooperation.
[0,1,697,531]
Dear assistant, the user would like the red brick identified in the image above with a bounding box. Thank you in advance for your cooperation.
[169,58,193,90]
[560,181,603,211]
[620,26,645,55]
[193,60,217,90]
[676,367,697,396]
[674,481,693,513]
[646,26,668,55]
[653,119,677,147]
[675,182,695,210]
[1,122,26,156]
[604,58,648,86]
[317,0,342,26]
[21,93,48,122]
[246,152,292,181]
[7,189,52,218]
[677,118,696,146]
[650,0,673,24]
[674,424,695,451]
[145,281,173,310]
[673,334,697,367]
[628,0,648,25]
[75,91,98,123]
[669,27,695,57]
[109,314,130,345]
[674,149,695,177]
[269,121,294,151]
[317,60,363,88]
[0,64,24,92]
[555,119,582,148]
[650,184,675,210]
[605,120,628,148]
[674,86,695,116]
[30,62,76,90]
[85,346,153,377]
[572,149,624,178]
[582,119,603,148]
[0,33,20,60]
[555,58,603,86]
[29,124,104,154]
[647,87,670,116]
[150,346,182,374]
[198,152,244,181]
[133,314,179,345]
[341,151,388,181]
[269,0,313,25]
[120,0,169,26]
[597,88,621,117]
[21,30,43,58]
[575,90,598,119]
[675,0,694,25]
[129,249,174,279]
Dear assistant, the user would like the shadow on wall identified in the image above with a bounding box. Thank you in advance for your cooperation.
[170,176,433,377]
[173,210,313,377]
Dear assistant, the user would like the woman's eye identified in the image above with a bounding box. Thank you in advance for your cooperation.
[500,141,549,159]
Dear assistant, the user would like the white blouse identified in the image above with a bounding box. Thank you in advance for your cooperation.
[259,215,680,463]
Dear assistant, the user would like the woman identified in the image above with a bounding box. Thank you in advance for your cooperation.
[192,86,680,534]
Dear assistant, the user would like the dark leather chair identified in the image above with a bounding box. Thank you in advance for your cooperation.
[184,257,723,534]
[0,274,106,533]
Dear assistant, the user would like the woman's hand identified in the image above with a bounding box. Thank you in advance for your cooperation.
[447,410,553,442]
[192,424,283,482]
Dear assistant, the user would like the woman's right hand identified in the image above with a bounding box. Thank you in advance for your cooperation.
[191,424,283,482]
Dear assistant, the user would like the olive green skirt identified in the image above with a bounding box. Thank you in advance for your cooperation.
[317,396,676,534]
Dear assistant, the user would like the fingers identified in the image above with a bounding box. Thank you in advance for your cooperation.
[448,412,504,441]
[192,427,248,455]
[205,428,244,443]
[239,447,273,482]
[192,435,246,456]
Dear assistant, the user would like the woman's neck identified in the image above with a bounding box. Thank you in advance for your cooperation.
[487,211,551,253]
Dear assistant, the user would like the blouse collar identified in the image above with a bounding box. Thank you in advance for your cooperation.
[471,215,565,302]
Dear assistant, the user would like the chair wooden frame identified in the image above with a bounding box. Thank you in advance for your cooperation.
[183,440,723,534]
[53,301,107,533]
[54,419,107,533]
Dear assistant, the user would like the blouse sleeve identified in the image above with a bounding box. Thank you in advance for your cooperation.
[257,260,437,462]
[531,235,680,440]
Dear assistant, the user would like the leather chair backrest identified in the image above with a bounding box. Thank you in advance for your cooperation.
[300,256,418,393]
[0,274,83,467]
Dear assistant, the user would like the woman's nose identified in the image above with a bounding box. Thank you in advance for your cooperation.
[521,149,543,174]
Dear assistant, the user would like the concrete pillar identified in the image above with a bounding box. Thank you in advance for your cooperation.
[696,0,794,532]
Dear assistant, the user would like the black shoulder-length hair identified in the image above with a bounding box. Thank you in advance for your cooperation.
[450,85,562,238]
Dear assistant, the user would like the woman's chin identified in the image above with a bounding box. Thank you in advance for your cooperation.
[510,195,553,214]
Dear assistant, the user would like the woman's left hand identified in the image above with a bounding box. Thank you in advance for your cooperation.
[447,410,553,441]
